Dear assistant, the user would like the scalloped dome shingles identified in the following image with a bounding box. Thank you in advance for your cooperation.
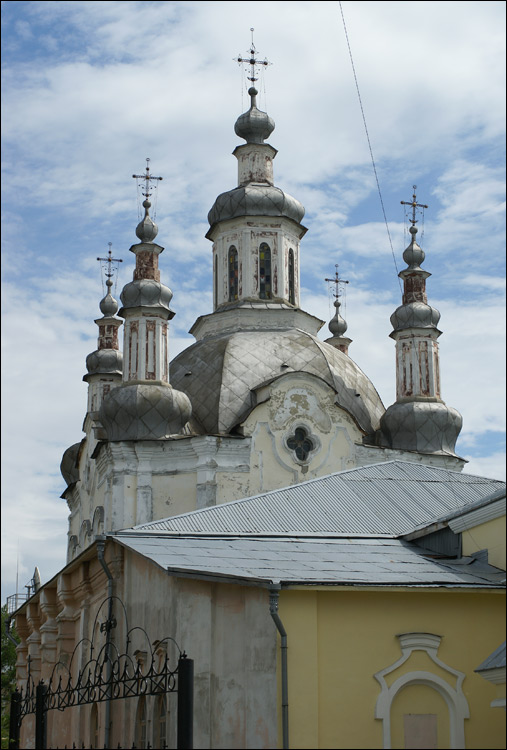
[170,330,385,436]
[208,184,305,228]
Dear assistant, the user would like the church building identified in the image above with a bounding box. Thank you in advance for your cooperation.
[10,61,505,750]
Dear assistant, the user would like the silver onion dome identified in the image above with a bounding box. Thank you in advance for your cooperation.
[403,225,425,269]
[208,184,305,227]
[135,199,158,243]
[235,87,275,144]
[120,278,173,312]
[390,301,441,331]
[328,299,348,337]
[99,383,192,441]
[99,279,119,316]
[85,348,123,376]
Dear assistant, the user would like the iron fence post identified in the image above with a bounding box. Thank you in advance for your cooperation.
[35,681,48,750]
[8,689,21,749]
[176,655,193,750]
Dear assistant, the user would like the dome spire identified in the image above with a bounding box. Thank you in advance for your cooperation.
[324,264,352,355]
[83,244,123,416]
[99,162,192,441]
[132,158,162,243]
[378,186,463,457]
[235,30,274,144]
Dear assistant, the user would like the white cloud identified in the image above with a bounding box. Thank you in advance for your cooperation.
[1,0,505,602]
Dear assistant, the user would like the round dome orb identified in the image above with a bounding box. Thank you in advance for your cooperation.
[99,292,119,316]
[380,400,462,455]
[120,279,173,311]
[170,329,384,436]
[390,301,441,331]
[85,348,123,376]
[99,383,192,441]
[329,300,347,336]
[135,199,159,242]
[403,234,425,269]
[234,87,275,144]
[208,184,305,227]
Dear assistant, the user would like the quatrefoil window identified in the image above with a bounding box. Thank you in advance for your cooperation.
[287,426,314,462]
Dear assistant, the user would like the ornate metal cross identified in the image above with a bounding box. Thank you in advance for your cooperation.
[401,185,428,225]
[97,242,122,281]
[325,264,349,300]
[132,157,163,199]
[236,28,271,84]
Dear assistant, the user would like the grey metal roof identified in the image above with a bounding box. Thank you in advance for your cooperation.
[112,533,505,588]
[132,461,505,537]
[170,329,385,435]
[208,184,305,228]
[475,641,506,672]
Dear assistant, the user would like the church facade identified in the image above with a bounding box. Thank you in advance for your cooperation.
[11,79,505,750]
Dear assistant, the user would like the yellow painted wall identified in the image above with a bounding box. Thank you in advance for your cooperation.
[461,516,506,570]
[279,588,505,750]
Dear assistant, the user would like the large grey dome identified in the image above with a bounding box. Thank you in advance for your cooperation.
[208,184,305,228]
[170,329,384,436]
[120,279,173,312]
[99,383,192,441]
[380,401,463,456]
[390,301,441,331]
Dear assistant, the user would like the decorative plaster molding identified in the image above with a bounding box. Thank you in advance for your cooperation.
[374,632,469,749]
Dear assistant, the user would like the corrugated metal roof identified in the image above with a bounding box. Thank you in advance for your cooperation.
[130,461,505,537]
[475,641,506,672]
[112,533,505,588]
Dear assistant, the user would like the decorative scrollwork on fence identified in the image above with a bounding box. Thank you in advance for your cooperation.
[17,595,183,719]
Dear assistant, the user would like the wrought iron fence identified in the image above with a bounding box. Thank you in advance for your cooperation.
[9,595,193,750]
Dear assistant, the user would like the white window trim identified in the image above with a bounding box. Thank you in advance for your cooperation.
[374,633,469,749]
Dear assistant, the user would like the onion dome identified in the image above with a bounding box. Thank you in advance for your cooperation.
[328,299,348,337]
[380,401,463,455]
[99,163,192,441]
[99,383,192,441]
[99,279,119,316]
[378,191,462,457]
[60,442,81,485]
[84,279,123,381]
[170,329,384,436]
[390,226,441,331]
[85,348,122,377]
[208,184,305,227]
[390,301,441,331]
[135,199,158,243]
[120,279,173,312]
[235,87,275,144]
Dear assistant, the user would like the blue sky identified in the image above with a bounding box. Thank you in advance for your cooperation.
[1,0,505,603]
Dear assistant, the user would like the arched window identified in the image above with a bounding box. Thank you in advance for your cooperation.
[90,704,99,749]
[135,696,148,749]
[153,695,168,748]
[259,243,272,299]
[228,246,238,301]
[214,254,218,308]
[288,248,295,305]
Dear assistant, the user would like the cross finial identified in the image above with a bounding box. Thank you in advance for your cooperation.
[132,157,163,199]
[401,185,428,226]
[325,264,349,300]
[235,28,271,85]
[97,242,123,283]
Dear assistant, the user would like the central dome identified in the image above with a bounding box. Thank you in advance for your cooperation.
[207,183,305,228]
[170,329,385,436]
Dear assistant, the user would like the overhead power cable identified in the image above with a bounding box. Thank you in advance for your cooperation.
[338,2,402,292]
